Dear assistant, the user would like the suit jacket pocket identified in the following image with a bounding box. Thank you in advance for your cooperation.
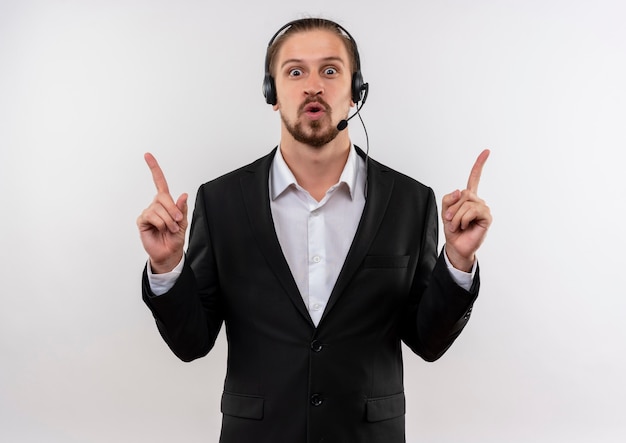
[221,391,264,420]
[363,255,410,269]
[366,392,406,422]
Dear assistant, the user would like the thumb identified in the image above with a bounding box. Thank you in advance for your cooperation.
[175,193,189,224]
[441,190,460,220]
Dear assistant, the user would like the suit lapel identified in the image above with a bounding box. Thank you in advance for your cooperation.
[320,152,395,324]
[239,149,315,327]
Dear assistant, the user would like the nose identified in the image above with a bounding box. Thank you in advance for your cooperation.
[304,71,324,97]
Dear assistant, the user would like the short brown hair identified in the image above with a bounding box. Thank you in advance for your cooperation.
[265,18,360,77]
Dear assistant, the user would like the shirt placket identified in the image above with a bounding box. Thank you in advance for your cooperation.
[307,204,326,326]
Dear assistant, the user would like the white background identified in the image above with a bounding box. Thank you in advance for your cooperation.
[1,0,625,442]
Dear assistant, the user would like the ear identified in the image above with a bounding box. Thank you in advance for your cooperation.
[272,103,279,111]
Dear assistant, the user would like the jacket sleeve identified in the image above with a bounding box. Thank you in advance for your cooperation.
[142,185,224,362]
[400,187,480,362]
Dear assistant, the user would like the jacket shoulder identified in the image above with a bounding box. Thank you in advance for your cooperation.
[366,154,433,198]
[198,148,276,191]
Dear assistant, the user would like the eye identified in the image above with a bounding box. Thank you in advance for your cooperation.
[288,68,303,77]
[324,67,338,76]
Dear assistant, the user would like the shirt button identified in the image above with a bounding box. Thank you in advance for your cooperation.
[311,340,323,352]
[310,394,323,406]
[312,256,321,263]
[311,303,321,311]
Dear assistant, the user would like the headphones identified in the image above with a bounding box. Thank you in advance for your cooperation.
[262,19,366,106]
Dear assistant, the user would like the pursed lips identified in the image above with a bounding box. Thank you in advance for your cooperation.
[300,100,328,120]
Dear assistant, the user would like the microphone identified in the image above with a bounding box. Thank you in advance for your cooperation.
[337,83,369,131]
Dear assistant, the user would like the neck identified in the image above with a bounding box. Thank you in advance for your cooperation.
[280,129,351,201]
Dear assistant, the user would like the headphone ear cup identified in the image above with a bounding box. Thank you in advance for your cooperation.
[263,74,277,105]
[351,71,364,103]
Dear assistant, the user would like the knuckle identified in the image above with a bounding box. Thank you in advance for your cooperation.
[460,189,474,200]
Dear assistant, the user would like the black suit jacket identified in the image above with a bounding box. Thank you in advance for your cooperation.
[143,147,479,443]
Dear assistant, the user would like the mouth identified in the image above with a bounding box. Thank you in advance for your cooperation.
[301,101,327,120]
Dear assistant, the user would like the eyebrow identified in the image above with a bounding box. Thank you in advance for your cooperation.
[280,56,346,69]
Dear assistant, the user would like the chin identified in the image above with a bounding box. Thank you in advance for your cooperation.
[282,114,339,148]
[295,126,339,148]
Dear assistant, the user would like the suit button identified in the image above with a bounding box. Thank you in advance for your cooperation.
[310,394,323,406]
[464,307,473,320]
[311,340,323,352]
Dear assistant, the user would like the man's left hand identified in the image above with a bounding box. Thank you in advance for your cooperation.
[441,149,492,272]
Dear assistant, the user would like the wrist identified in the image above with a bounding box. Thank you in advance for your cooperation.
[444,245,474,273]
[150,252,183,274]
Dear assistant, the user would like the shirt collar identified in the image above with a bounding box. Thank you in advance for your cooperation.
[270,145,363,201]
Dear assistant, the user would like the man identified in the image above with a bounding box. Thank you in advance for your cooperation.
[137,18,492,443]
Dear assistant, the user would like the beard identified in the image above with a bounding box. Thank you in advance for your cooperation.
[280,98,341,148]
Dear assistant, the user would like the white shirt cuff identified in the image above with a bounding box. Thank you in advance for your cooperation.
[146,255,185,296]
[443,248,476,292]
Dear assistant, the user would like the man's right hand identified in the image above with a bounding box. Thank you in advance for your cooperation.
[137,153,188,274]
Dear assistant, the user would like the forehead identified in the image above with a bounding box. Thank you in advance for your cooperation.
[275,29,351,67]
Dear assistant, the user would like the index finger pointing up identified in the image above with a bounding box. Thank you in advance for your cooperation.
[144,152,170,194]
[466,149,490,193]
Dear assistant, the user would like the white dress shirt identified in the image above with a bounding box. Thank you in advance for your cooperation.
[269,145,366,326]
[147,146,475,326]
